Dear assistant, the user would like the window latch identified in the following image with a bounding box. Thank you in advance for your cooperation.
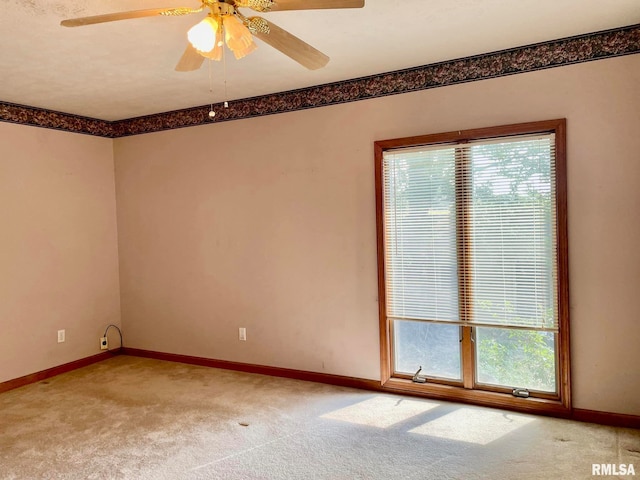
[512,388,530,398]
[412,366,427,383]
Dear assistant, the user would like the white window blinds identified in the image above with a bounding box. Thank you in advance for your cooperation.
[383,133,558,332]
[383,145,460,324]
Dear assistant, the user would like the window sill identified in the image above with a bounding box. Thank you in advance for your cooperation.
[381,377,571,417]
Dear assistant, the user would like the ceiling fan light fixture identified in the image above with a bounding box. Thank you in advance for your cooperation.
[187,16,219,53]
[187,14,257,61]
[201,30,224,60]
[223,15,256,59]
[230,40,257,59]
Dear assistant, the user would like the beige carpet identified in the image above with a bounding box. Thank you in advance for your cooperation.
[0,356,638,479]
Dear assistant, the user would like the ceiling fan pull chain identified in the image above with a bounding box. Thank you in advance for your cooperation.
[208,58,216,119]
[223,31,229,108]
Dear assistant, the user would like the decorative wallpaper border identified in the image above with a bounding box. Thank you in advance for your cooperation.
[1,24,639,138]
[0,101,112,137]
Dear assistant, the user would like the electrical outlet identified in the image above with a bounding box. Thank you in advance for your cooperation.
[100,337,108,350]
[239,327,246,341]
[57,330,65,343]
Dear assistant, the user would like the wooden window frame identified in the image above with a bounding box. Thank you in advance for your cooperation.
[374,119,571,416]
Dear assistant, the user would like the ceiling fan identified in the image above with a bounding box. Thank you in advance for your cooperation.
[61,0,365,72]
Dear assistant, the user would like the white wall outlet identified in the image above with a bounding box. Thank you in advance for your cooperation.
[57,329,65,343]
[100,337,108,350]
[239,327,246,341]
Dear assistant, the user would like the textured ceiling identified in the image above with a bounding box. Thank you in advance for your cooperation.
[0,0,638,121]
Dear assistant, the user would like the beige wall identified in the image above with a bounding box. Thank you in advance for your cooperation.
[0,123,121,383]
[4,54,635,415]
[114,55,640,415]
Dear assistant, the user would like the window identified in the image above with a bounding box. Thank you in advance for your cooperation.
[374,120,570,414]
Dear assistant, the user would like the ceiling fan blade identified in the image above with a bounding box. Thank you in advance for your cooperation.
[60,7,199,27]
[269,0,364,11]
[251,19,329,70]
[175,44,206,72]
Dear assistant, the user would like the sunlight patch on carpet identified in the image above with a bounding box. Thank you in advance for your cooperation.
[409,408,536,445]
[321,395,440,428]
